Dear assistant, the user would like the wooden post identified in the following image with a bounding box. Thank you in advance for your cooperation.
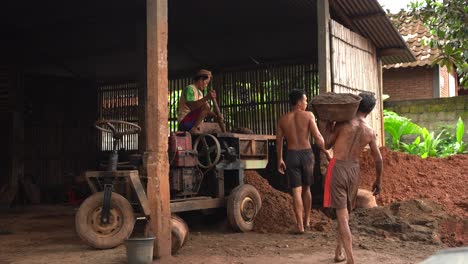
[377,58,385,147]
[317,0,332,93]
[146,0,171,259]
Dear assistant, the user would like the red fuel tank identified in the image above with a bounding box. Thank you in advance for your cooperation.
[169,131,192,152]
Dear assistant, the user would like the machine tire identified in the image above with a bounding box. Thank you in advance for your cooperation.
[171,214,189,254]
[75,192,135,249]
[227,184,262,232]
[144,214,189,255]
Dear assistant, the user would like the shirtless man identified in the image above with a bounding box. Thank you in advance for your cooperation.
[319,92,383,264]
[276,89,331,234]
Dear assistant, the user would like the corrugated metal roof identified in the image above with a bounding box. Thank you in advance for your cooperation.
[333,0,416,65]
[0,0,415,78]
[383,13,438,69]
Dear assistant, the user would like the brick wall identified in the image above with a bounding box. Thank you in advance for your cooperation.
[383,66,434,101]
[384,96,468,141]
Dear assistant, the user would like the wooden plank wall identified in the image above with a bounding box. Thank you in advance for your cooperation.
[24,75,98,191]
[330,20,384,145]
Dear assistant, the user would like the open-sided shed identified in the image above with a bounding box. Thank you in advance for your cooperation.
[0,0,414,258]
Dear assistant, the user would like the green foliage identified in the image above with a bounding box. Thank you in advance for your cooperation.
[383,110,423,149]
[404,128,444,158]
[410,0,468,88]
[384,111,467,158]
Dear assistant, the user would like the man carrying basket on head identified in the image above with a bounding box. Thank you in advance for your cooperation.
[317,92,383,264]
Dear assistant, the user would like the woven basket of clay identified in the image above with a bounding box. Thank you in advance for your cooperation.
[310,92,362,122]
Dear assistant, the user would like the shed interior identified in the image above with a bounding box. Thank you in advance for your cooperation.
[0,0,323,205]
[0,0,411,205]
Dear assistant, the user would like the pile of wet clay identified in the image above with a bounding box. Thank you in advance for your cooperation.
[309,92,362,121]
[310,92,361,104]
[359,147,468,246]
[351,199,451,244]
[244,170,332,234]
[360,147,468,218]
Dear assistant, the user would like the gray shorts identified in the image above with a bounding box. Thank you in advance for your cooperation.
[285,149,315,188]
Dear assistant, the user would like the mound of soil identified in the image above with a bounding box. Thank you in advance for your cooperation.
[439,218,468,247]
[230,127,254,134]
[359,147,468,246]
[359,147,468,218]
[244,170,332,233]
[351,199,447,244]
[310,92,361,104]
[242,148,467,246]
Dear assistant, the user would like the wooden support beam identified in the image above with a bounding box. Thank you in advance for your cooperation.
[329,0,358,32]
[377,58,385,146]
[317,0,332,93]
[146,0,171,259]
[378,48,406,57]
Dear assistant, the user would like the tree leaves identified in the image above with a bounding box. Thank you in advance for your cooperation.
[410,0,468,88]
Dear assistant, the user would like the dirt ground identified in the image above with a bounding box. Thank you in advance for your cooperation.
[0,148,465,264]
[0,206,441,264]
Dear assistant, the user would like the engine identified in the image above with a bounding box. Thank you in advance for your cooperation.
[169,132,203,197]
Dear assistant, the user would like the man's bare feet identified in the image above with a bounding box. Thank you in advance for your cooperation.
[334,248,346,262]
[289,229,305,235]
[189,125,201,134]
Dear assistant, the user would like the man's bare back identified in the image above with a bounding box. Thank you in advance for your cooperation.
[278,111,317,150]
[330,116,378,162]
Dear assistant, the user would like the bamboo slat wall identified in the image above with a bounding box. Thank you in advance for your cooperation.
[0,66,10,113]
[24,76,97,188]
[0,66,12,188]
[98,64,319,151]
[168,64,320,135]
[330,20,383,145]
[98,82,139,151]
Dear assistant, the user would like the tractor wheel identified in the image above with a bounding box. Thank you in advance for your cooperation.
[75,192,135,249]
[227,184,262,232]
[171,215,189,254]
[144,214,189,255]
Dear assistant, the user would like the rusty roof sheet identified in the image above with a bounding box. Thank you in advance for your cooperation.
[384,13,438,69]
[332,0,416,65]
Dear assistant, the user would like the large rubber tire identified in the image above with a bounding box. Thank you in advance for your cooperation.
[75,192,135,249]
[171,215,189,255]
[227,184,262,232]
[143,214,189,255]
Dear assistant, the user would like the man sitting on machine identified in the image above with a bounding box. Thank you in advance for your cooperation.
[177,69,223,133]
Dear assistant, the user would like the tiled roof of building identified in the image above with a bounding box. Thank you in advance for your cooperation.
[384,13,438,69]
